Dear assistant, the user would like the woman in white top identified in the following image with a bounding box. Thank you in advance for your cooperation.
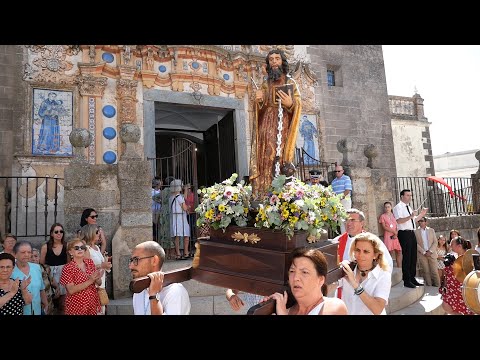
[79,224,112,314]
[340,232,392,315]
[262,247,347,315]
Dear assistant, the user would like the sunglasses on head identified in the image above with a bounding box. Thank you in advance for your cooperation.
[89,215,98,219]
[73,245,87,251]
[54,230,64,234]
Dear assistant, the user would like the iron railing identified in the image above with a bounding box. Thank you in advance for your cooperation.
[295,148,336,183]
[393,177,475,217]
[0,176,62,241]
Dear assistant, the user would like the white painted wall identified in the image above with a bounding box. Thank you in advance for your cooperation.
[392,119,429,177]
[434,149,479,178]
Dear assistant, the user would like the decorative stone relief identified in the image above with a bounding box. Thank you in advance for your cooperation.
[75,75,107,97]
[116,79,138,124]
[26,45,78,84]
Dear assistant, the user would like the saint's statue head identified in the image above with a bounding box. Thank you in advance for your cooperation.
[265,49,289,82]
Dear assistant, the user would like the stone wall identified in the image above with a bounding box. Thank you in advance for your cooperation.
[427,215,480,247]
[0,45,24,238]
[307,45,397,180]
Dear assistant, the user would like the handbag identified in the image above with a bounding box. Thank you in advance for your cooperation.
[97,287,109,306]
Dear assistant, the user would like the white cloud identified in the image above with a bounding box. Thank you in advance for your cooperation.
[382,45,480,156]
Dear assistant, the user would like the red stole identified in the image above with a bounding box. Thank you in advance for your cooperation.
[336,232,349,299]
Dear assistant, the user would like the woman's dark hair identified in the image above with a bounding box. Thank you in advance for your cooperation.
[287,247,328,296]
[47,223,65,250]
[452,236,472,250]
[80,208,96,227]
[448,229,461,244]
[0,252,15,265]
[13,240,33,254]
[383,201,392,207]
[477,227,480,242]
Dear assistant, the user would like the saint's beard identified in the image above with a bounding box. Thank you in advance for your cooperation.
[268,66,283,82]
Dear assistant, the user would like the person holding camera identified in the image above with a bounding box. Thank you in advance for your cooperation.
[379,201,402,268]
[441,236,474,315]
[340,232,392,315]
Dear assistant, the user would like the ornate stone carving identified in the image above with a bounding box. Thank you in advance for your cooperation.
[117,79,138,99]
[364,144,378,169]
[121,45,132,65]
[76,75,107,97]
[88,45,96,63]
[26,45,76,84]
[69,128,93,163]
[116,79,138,124]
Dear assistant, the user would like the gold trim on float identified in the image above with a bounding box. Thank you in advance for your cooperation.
[231,231,261,244]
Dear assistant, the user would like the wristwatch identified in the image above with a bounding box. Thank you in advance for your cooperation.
[148,293,160,301]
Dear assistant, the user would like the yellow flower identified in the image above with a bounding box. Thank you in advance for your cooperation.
[233,194,238,201]
[218,204,226,212]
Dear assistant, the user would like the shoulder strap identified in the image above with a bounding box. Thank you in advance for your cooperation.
[171,194,181,209]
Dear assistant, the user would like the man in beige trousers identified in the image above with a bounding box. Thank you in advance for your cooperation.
[414,217,441,287]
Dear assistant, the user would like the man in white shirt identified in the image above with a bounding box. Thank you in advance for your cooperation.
[129,241,190,315]
[393,189,428,288]
[414,217,440,286]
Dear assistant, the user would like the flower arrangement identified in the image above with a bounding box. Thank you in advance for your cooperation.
[254,175,347,241]
[195,173,252,230]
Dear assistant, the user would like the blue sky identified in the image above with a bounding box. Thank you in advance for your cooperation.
[382,45,480,155]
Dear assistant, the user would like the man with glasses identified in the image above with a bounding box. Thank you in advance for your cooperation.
[129,240,190,315]
[414,217,440,287]
[332,209,393,299]
[331,165,352,233]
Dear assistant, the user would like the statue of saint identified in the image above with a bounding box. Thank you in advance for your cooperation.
[249,49,302,196]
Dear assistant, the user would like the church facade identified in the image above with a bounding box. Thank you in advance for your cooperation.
[0,45,397,295]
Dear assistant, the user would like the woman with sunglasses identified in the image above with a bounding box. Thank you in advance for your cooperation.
[40,223,68,314]
[60,239,103,315]
[80,208,107,254]
[79,224,112,315]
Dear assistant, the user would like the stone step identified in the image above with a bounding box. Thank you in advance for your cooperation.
[385,277,425,314]
[391,267,402,287]
[390,286,445,315]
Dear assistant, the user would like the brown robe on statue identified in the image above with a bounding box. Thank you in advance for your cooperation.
[249,74,302,196]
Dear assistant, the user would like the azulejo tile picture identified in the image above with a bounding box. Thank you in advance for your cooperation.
[32,88,73,156]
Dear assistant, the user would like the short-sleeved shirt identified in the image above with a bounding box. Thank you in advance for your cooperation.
[12,262,45,315]
[331,175,352,196]
[339,265,391,315]
[0,279,26,315]
[133,283,191,315]
[393,201,415,231]
[60,258,100,315]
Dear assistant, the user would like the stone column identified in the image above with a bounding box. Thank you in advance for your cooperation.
[112,160,152,298]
